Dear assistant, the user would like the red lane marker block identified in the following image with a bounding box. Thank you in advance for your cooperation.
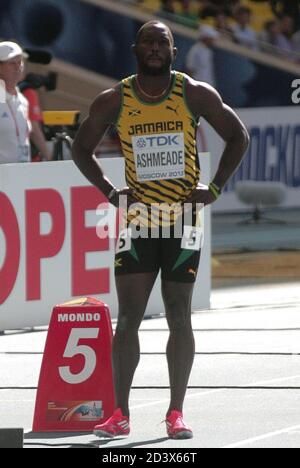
[33,297,115,432]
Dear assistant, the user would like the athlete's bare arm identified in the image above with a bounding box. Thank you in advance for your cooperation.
[185,78,250,204]
[72,85,136,206]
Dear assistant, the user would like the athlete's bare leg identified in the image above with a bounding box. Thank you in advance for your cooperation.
[113,272,158,417]
[161,280,195,415]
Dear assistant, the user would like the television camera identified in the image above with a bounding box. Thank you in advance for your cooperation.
[43,111,80,161]
[18,48,80,161]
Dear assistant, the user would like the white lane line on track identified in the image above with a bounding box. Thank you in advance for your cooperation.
[130,374,300,410]
[11,374,300,410]
[223,424,300,448]
[130,389,221,410]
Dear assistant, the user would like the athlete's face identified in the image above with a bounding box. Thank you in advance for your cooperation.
[133,24,176,76]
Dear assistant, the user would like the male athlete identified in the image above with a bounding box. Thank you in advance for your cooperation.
[72,21,249,439]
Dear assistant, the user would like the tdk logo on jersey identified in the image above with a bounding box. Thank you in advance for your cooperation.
[136,138,147,148]
[138,135,180,148]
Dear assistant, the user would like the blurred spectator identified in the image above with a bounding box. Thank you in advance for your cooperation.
[270,0,300,31]
[159,0,198,27]
[292,28,300,55]
[214,9,233,38]
[231,6,258,49]
[200,0,240,18]
[160,0,175,15]
[279,14,295,40]
[276,14,295,57]
[185,25,219,86]
[0,41,31,164]
[179,0,190,12]
[258,19,293,57]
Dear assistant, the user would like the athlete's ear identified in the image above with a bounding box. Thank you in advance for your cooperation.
[173,47,178,59]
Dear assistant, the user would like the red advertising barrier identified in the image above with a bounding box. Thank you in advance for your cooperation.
[32,297,115,432]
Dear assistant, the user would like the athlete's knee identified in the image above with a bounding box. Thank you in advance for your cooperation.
[115,310,141,333]
[167,311,192,333]
[163,291,191,316]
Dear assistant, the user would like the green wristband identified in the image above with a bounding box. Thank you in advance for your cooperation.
[209,182,221,200]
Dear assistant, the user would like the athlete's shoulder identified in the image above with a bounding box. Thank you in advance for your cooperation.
[120,74,135,87]
[173,71,219,97]
[183,73,219,96]
[89,81,123,124]
[183,74,223,118]
[93,81,122,105]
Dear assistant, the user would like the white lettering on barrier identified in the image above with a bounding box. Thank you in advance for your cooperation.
[58,313,101,323]
[291,79,300,104]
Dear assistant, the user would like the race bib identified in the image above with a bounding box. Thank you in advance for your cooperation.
[116,229,132,254]
[132,132,185,181]
[181,226,204,251]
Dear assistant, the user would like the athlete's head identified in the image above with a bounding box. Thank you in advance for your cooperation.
[132,21,177,76]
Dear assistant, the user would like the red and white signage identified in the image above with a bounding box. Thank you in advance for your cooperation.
[33,297,114,432]
[1,186,111,305]
[0,158,211,330]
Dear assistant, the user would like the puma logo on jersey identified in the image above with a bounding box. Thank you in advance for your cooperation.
[166,105,179,115]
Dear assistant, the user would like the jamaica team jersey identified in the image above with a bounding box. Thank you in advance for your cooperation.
[117,71,200,227]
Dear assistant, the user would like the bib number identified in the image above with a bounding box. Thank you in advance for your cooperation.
[181,226,203,251]
[116,228,132,254]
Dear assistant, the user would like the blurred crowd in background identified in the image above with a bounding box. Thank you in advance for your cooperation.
[153,0,300,60]
[0,0,299,163]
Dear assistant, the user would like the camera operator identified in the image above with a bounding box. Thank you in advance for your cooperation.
[0,41,31,164]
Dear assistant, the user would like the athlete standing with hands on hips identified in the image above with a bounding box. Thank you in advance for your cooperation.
[72,21,249,440]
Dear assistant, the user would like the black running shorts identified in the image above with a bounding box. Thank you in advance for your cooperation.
[114,223,202,283]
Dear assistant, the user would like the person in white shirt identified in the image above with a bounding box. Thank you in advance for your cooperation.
[185,25,219,152]
[231,6,258,50]
[185,25,219,87]
[0,41,31,164]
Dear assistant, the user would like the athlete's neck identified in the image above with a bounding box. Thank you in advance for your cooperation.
[135,71,173,100]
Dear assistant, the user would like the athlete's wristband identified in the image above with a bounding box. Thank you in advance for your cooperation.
[209,182,221,200]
